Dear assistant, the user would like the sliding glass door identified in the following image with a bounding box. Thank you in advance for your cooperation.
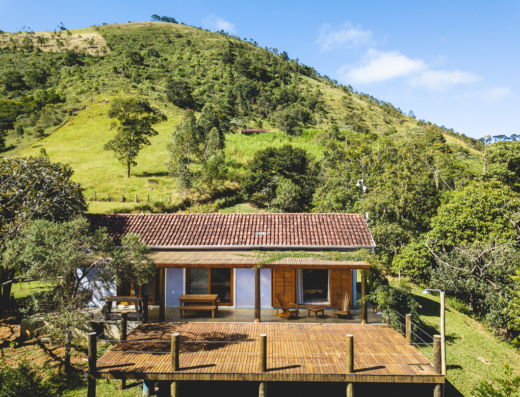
[187,268,233,306]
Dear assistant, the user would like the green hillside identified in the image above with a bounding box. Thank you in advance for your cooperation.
[0,22,483,213]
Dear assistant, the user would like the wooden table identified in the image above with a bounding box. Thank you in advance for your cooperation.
[306,306,327,320]
[178,294,219,317]
[101,296,143,321]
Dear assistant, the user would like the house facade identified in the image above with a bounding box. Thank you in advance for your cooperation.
[88,213,375,310]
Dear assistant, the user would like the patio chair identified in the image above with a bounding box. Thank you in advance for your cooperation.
[275,292,300,319]
[332,292,351,319]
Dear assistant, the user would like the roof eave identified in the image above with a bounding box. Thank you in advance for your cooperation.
[148,244,377,251]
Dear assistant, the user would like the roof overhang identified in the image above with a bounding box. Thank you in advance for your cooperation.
[152,251,371,269]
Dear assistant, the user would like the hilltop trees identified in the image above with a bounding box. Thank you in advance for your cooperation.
[104,98,167,178]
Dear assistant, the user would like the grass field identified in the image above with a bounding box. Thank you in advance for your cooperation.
[388,278,520,396]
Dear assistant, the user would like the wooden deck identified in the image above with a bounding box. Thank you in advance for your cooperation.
[92,322,444,384]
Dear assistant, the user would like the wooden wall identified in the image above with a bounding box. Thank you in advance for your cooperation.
[330,269,353,306]
[272,269,295,306]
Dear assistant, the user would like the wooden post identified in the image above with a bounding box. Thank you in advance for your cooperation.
[147,194,150,203]
[135,193,137,203]
[121,194,124,202]
[171,381,179,397]
[346,334,354,397]
[361,270,367,324]
[119,312,127,390]
[406,314,412,345]
[94,192,96,201]
[171,333,179,371]
[254,267,261,323]
[433,385,442,397]
[107,193,110,202]
[159,268,165,322]
[440,291,446,376]
[87,332,96,397]
[259,334,267,372]
[142,294,148,324]
[346,334,354,373]
[120,312,127,341]
[433,335,441,374]
[259,381,267,397]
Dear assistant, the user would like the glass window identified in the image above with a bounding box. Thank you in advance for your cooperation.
[211,269,232,303]
[189,269,209,294]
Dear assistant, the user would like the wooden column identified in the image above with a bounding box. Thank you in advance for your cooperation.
[159,268,165,323]
[346,334,354,397]
[361,270,367,324]
[259,381,267,397]
[254,267,261,323]
[142,294,148,324]
[171,381,179,397]
[171,333,180,371]
[405,314,412,345]
[119,313,127,391]
[259,334,267,397]
[87,332,97,397]
[433,334,442,397]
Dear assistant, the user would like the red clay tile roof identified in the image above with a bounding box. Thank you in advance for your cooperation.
[87,213,375,249]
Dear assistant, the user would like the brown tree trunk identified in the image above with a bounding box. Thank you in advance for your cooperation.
[127,162,130,178]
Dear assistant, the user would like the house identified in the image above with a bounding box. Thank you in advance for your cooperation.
[241,128,270,134]
[88,213,375,316]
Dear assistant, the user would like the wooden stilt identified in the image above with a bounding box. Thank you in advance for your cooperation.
[171,381,179,397]
[346,382,354,397]
[406,314,412,345]
[433,384,442,397]
[159,268,165,322]
[119,379,125,391]
[254,267,261,323]
[433,335,442,374]
[87,332,97,397]
[361,270,367,324]
[259,381,267,397]
[120,312,127,341]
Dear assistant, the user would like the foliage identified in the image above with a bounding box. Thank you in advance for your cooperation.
[165,80,195,109]
[391,241,433,282]
[242,144,319,211]
[0,361,51,397]
[427,181,519,251]
[104,97,167,177]
[271,177,301,212]
[368,282,421,330]
[2,217,154,369]
[486,141,520,192]
[508,270,520,344]
[472,364,520,397]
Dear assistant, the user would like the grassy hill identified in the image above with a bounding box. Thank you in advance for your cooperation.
[0,22,483,213]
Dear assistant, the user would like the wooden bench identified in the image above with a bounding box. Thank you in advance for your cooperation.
[178,305,218,319]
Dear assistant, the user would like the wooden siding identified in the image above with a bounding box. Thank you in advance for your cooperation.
[330,269,353,306]
[272,269,296,306]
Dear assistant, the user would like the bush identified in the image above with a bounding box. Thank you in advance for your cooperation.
[0,361,51,397]
[472,364,520,397]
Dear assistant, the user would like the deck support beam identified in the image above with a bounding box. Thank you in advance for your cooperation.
[346,334,354,396]
[433,385,441,397]
[159,268,165,322]
[406,314,412,344]
[254,267,261,323]
[170,381,179,397]
[361,270,367,324]
[346,382,354,397]
[259,381,267,397]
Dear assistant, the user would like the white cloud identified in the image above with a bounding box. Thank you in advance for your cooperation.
[341,49,425,84]
[409,69,481,91]
[203,15,236,34]
[465,87,513,102]
[339,49,481,91]
[315,22,372,51]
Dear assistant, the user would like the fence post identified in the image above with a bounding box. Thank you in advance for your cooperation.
[433,334,442,397]
[259,334,267,397]
[135,194,137,203]
[107,193,110,202]
[121,194,124,202]
[94,192,96,201]
[142,294,148,324]
[147,194,150,203]
[406,314,412,345]
[87,332,97,397]
[346,334,354,397]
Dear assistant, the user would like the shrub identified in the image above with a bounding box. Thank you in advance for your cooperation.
[0,361,51,397]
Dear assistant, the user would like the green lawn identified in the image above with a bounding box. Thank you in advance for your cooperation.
[10,281,50,299]
[390,279,520,396]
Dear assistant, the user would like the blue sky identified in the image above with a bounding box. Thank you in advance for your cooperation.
[1,0,519,139]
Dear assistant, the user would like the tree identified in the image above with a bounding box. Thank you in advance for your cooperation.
[271,177,301,212]
[104,98,167,177]
[165,80,195,109]
[1,69,28,92]
[242,144,319,211]
[14,122,24,150]
[0,156,87,316]
[2,218,155,372]
[486,141,520,191]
